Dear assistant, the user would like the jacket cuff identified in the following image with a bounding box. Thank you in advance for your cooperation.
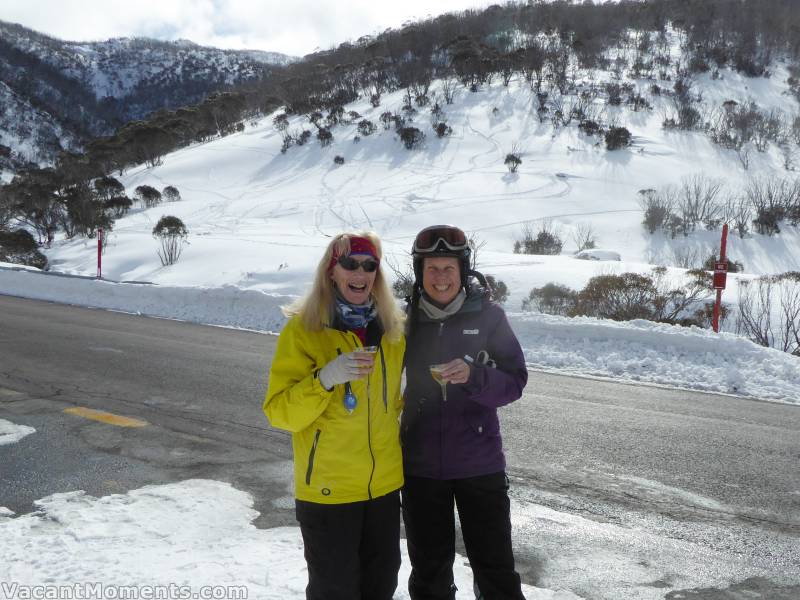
[312,369,334,394]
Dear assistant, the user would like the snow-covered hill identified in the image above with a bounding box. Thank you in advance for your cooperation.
[0,20,294,172]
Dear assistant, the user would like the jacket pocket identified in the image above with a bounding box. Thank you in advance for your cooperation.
[305,429,322,485]
[465,410,500,438]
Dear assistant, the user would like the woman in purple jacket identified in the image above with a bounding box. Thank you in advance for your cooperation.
[402,225,528,600]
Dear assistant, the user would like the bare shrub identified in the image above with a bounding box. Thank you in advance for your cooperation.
[440,77,457,105]
[569,267,712,325]
[689,298,730,329]
[708,101,782,153]
[671,246,702,269]
[747,177,800,235]
[467,233,487,271]
[638,188,675,234]
[385,254,414,299]
[736,272,800,355]
[514,220,563,255]
[721,195,752,237]
[572,223,597,252]
[677,174,723,233]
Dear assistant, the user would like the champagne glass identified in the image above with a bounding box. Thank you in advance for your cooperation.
[429,364,448,402]
[342,347,377,414]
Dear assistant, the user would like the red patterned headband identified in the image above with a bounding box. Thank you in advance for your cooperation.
[328,236,379,270]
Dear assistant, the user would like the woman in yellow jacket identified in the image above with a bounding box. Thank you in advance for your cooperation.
[263,231,405,600]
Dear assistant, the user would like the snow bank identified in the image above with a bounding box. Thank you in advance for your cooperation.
[511,313,800,403]
[0,266,289,333]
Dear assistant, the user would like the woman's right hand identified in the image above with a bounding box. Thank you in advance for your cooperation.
[318,351,375,390]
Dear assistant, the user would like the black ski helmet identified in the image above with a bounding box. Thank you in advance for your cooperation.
[411,225,472,289]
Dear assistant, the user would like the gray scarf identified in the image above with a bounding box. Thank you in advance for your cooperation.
[419,289,466,321]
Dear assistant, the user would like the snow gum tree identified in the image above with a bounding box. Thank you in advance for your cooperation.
[152,215,188,266]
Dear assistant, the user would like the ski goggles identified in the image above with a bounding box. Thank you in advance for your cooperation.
[412,225,468,253]
[337,256,380,272]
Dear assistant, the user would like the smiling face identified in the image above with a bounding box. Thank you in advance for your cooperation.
[330,254,377,305]
[422,256,461,305]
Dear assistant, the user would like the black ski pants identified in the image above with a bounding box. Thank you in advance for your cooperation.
[402,472,525,600]
[295,489,401,600]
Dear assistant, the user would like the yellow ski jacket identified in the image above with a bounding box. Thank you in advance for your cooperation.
[263,315,405,504]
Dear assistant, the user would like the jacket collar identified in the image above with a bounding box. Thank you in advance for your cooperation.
[416,284,485,323]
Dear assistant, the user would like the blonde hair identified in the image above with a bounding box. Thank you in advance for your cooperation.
[283,231,405,341]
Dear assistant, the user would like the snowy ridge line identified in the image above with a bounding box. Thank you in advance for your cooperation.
[1,268,798,405]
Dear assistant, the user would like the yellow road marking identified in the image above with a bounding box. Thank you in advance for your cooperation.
[64,407,148,428]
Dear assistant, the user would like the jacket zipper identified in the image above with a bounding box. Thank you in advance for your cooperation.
[352,332,376,499]
[305,429,321,485]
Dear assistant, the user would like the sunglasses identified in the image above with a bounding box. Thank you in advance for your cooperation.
[337,256,379,272]
[412,225,468,253]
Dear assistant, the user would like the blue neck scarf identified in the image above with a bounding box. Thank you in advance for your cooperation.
[335,295,378,330]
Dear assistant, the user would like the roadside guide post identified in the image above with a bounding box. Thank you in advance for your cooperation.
[712,223,729,333]
[97,228,103,280]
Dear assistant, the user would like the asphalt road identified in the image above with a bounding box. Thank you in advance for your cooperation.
[1,295,799,599]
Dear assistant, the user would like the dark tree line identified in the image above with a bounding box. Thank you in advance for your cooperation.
[257,0,800,115]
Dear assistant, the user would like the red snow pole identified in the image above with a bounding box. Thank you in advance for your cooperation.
[97,228,103,279]
[712,223,728,333]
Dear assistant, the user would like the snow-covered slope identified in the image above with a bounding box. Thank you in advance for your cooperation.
[45,66,800,294]
[0,19,295,171]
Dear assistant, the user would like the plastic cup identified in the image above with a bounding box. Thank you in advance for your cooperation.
[429,364,447,384]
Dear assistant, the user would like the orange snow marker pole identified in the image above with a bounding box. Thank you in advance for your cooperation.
[712,223,729,333]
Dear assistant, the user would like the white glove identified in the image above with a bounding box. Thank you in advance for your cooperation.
[318,351,371,391]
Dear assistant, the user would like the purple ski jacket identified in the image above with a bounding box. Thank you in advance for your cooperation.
[402,288,528,480]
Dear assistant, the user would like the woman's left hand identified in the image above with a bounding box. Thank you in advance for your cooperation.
[439,358,471,385]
